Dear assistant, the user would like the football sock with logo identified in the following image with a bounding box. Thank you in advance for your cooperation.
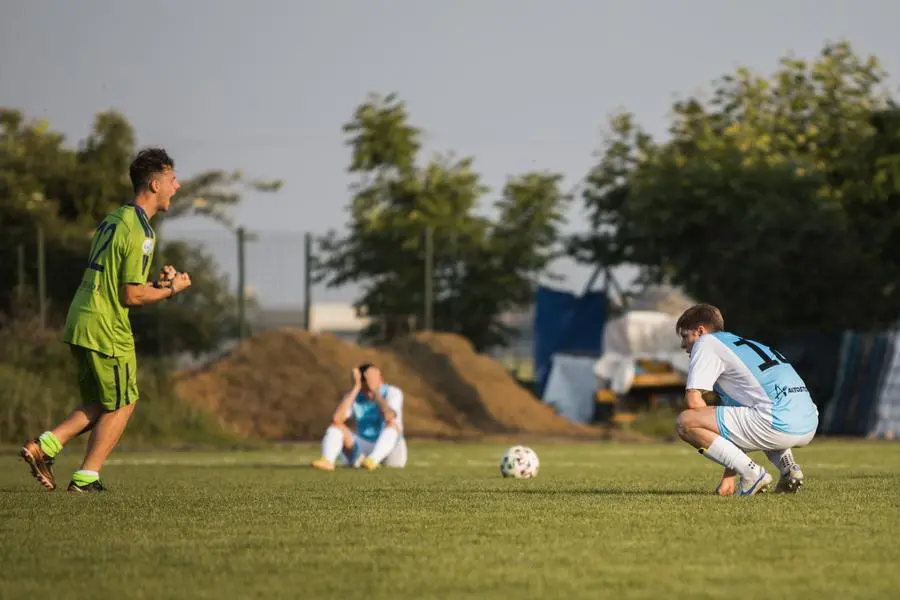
[38,431,63,459]
[765,449,797,475]
[367,427,399,464]
[320,426,344,463]
[71,470,100,487]
[700,436,761,481]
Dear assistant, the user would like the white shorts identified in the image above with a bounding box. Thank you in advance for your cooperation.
[716,406,815,452]
[337,433,408,468]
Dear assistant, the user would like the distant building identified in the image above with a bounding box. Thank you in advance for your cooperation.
[251,302,534,353]
[250,302,369,342]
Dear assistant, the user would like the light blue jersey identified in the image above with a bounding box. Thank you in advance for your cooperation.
[348,384,404,442]
[686,332,819,435]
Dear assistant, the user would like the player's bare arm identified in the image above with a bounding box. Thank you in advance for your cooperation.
[684,388,708,410]
[121,272,192,307]
[371,388,397,423]
[331,369,362,425]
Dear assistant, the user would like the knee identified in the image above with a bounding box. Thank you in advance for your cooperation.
[675,410,696,441]
[385,437,407,468]
[386,453,407,469]
[326,423,352,442]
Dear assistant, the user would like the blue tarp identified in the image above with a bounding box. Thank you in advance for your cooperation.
[822,331,893,435]
[533,285,607,397]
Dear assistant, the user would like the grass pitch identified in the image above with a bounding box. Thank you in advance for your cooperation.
[2,440,898,600]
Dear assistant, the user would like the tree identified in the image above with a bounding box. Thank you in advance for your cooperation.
[0,108,281,355]
[315,93,570,351]
[454,172,569,347]
[569,41,900,337]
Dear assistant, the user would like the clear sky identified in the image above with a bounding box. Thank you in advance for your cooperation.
[3,0,899,307]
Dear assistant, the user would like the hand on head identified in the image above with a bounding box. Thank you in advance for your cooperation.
[353,363,383,395]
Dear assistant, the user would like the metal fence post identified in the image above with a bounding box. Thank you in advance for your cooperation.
[36,224,46,327]
[424,226,433,331]
[304,232,312,330]
[237,227,247,340]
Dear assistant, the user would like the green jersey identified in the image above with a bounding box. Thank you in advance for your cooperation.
[63,203,156,357]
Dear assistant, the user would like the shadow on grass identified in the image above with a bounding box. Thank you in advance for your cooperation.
[143,463,712,496]
[1,479,712,497]
[489,488,708,496]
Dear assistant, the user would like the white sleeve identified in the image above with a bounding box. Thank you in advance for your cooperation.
[685,338,726,391]
[385,386,404,415]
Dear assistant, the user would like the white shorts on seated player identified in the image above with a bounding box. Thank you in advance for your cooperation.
[337,432,408,468]
[717,405,815,452]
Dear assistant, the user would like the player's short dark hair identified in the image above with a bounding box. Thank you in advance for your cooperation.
[676,304,725,333]
[129,147,174,194]
[358,363,374,377]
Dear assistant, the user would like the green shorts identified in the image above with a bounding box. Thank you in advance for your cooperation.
[70,345,139,411]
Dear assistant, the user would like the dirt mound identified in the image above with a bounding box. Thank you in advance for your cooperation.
[174,329,608,441]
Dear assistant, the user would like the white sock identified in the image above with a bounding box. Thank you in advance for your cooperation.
[765,449,797,475]
[321,426,344,463]
[701,436,761,480]
[367,426,400,464]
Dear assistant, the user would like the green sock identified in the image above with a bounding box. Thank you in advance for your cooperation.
[71,470,100,487]
[38,431,63,459]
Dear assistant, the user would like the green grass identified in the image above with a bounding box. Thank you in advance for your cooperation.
[2,440,899,600]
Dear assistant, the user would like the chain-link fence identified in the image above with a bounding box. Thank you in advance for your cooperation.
[12,221,895,440]
[165,227,314,332]
[4,223,538,372]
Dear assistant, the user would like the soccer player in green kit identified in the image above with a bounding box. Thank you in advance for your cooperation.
[20,148,193,493]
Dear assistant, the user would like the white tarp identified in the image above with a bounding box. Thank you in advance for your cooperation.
[872,331,900,439]
[592,310,690,395]
[542,354,601,424]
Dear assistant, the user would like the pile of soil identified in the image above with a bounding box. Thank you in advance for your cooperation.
[174,329,612,441]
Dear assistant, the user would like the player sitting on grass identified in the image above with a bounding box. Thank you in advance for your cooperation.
[674,304,818,496]
[311,363,407,471]
[20,148,192,493]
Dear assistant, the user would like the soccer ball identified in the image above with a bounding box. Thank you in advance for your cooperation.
[499,445,539,478]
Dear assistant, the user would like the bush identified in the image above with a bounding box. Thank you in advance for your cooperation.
[0,307,233,446]
[0,363,80,443]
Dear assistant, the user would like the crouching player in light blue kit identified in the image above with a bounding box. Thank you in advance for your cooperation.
[674,304,819,496]
[311,363,408,471]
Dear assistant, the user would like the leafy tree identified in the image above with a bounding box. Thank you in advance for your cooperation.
[569,41,900,337]
[453,172,569,347]
[315,93,570,350]
[0,108,281,355]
